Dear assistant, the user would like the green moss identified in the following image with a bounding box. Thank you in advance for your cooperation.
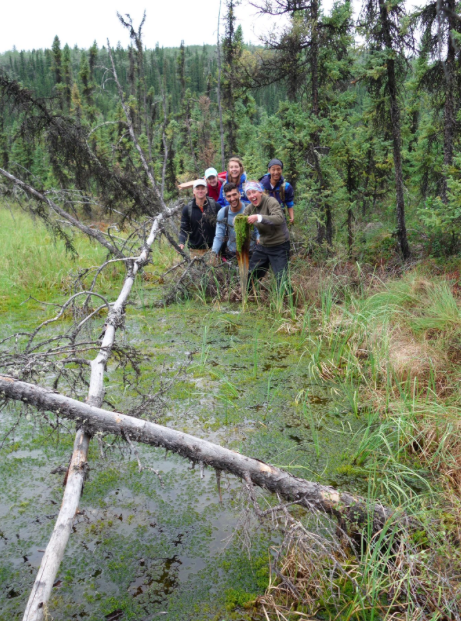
[234,215,250,253]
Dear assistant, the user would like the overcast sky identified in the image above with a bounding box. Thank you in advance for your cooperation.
[0,0,295,53]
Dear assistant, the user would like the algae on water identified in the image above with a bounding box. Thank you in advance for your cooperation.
[234,215,250,253]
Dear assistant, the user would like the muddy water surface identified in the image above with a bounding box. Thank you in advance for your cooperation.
[0,296,368,620]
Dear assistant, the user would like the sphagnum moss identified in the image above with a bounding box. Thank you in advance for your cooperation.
[234,215,250,253]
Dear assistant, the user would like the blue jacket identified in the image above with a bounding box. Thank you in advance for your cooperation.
[217,172,249,207]
[259,174,294,209]
[211,203,256,254]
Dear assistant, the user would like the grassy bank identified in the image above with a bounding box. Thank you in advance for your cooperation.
[0,204,175,326]
[255,262,461,619]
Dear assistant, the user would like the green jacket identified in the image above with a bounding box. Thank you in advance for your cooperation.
[244,194,289,247]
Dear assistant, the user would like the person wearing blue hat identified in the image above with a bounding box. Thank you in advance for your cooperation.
[259,158,295,224]
[204,167,222,202]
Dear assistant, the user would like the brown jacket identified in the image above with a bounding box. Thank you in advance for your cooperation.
[244,194,289,247]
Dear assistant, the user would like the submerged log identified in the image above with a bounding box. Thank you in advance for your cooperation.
[0,374,392,535]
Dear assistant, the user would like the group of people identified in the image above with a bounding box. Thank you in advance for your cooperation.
[178,156,294,290]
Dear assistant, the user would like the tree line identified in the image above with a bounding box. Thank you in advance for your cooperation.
[1,0,461,260]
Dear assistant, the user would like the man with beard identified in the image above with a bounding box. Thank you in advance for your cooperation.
[210,182,251,264]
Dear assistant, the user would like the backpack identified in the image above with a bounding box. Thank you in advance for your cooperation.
[262,179,287,205]
[218,206,230,256]
[188,198,219,224]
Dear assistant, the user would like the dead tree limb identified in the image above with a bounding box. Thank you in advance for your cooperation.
[0,167,121,256]
[0,374,393,537]
[22,429,89,621]
[15,204,179,621]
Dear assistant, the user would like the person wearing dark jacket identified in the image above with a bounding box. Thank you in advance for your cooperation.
[179,179,220,257]
[259,158,295,224]
[244,180,291,291]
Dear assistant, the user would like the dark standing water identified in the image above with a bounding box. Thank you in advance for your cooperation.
[0,298,368,620]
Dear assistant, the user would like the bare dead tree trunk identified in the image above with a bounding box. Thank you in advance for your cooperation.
[0,374,393,537]
[107,41,168,210]
[217,0,226,171]
[22,429,90,620]
[19,204,179,621]
[161,87,169,198]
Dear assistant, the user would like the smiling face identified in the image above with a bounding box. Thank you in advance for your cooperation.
[225,188,240,210]
[228,160,242,182]
[269,165,283,183]
[193,185,207,201]
[246,189,263,207]
[207,175,218,187]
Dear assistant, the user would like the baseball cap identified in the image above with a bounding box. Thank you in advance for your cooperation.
[193,179,207,189]
[204,167,218,179]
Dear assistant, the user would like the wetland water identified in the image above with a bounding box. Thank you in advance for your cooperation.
[0,298,369,620]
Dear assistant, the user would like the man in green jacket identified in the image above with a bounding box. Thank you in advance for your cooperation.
[244,180,291,290]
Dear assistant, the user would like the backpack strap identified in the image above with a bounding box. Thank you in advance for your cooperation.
[188,201,193,222]
[279,182,286,204]
[223,206,230,237]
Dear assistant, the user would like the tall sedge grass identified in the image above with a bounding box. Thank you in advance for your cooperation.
[0,206,113,301]
[262,268,461,619]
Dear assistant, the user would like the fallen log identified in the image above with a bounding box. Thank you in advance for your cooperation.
[14,204,180,621]
[22,429,89,621]
[0,374,392,535]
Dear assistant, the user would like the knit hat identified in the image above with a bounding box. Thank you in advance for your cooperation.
[268,158,283,169]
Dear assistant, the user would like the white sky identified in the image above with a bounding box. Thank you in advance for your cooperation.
[0,0,340,53]
[1,0,272,52]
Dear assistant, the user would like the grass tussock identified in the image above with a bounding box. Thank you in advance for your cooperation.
[260,263,461,620]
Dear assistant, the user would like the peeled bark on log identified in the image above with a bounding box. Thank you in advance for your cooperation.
[22,429,89,620]
[0,374,393,536]
[18,205,180,621]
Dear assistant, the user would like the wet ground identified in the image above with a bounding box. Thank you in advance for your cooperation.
[0,289,370,620]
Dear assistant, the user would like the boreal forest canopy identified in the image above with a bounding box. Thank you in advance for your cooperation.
[1,0,461,258]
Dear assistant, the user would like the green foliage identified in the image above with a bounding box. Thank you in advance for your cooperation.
[234,214,250,252]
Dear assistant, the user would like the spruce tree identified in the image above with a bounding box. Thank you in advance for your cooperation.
[358,0,412,259]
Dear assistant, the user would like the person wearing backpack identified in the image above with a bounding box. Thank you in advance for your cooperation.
[210,182,252,265]
[179,179,220,257]
[259,158,295,224]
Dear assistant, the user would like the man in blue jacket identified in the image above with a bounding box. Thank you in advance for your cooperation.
[259,158,295,224]
[210,182,255,264]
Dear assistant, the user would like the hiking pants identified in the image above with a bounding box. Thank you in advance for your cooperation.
[248,241,290,290]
